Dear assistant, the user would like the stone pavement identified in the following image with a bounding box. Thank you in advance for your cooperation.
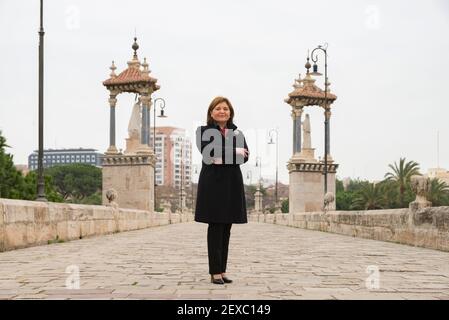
[1,222,449,300]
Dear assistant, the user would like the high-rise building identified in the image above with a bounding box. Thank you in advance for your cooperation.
[28,148,102,170]
[150,127,192,189]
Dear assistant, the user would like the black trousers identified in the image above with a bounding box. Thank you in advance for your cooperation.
[207,223,232,275]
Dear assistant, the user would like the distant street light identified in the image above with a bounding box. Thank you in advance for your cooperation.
[268,128,279,207]
[255,156,262,189]
[246,170,252,185]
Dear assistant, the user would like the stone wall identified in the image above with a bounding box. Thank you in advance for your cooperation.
[0,198,194,252]
[248,206,449,252]
[102,157,155,212]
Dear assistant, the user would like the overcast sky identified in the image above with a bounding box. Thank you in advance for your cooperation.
[1,0,448,184]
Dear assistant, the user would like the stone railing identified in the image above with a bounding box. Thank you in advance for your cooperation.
[248,207,449,252]
[0,198,194,252]
[248,176,449,252]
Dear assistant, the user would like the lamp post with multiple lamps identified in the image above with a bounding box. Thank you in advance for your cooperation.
[152,98,167,210]
[36,0,47,201]
[268,128,279,210]
[310,44,330,195]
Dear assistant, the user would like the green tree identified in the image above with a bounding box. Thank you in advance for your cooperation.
[78,191,102,205]
[21,171,64,202]
[0,131,24,199]
[351,182,385,210]
[336,191,354,210]
[0,130,62,201]
[428,178,449,207]
[384,157,421,207]
[281,198,289,213]
[336,178,372,210]
[377,180,400,209]
[44,164,102,202]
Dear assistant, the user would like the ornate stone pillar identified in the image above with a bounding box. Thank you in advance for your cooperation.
[147,98,152,147]
[140,94,150,146]
[291,107,303,155]
[107,93,118,154]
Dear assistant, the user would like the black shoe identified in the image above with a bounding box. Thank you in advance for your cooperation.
[221,276,233,284]
[211,276,225,285]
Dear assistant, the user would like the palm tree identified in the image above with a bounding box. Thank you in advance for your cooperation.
[428,178,449,207]
[384,157,421,207]
[0,130,10,151]
[351,183,384,210]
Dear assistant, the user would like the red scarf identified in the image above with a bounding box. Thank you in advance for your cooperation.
[220,127,227,137]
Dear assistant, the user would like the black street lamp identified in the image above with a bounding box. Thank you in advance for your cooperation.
[255,156,262,189]
[246,170,252,185]
[152,97,167,209]
[153,98,167,153]
[268,128,279,208]
[310,43,330,194]
[36,0,47,201]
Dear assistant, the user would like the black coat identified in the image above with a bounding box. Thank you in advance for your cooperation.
[194,122,249,224]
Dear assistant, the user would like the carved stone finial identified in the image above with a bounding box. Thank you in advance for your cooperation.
[409,175,432,209]
[132,37,139,57]
[293,74,303,89]
[323,192,335,213]
[106,188,118,208]
[141,57,150,76]
[109,61,117,78]
[305,56,311,73]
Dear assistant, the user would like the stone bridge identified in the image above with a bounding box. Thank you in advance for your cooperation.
[1,220,449,300]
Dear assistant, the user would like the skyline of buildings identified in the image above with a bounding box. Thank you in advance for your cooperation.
[15,134,449,189]
[28,148,102,170]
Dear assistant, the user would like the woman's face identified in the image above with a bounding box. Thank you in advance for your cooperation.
[210,101,231,123]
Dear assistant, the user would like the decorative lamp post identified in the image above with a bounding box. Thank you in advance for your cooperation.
[152,97,167,209]
[36,0,47,201]
[152,98,167,153]
[310,44,330,194]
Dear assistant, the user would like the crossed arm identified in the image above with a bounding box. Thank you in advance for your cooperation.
[196,126,249,165]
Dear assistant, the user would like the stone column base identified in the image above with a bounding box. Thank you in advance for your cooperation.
[287,159,338,213]
[102,153,156,212]
[105,145,119,155]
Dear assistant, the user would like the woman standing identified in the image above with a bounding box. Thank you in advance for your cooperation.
[195,96,249,285]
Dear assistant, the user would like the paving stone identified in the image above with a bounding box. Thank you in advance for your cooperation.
[1,222,448,300]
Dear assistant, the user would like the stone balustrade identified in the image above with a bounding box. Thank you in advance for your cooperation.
[0,198,194,252]
[248,205,449,252]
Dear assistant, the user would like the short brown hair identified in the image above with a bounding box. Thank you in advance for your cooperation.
[206,96,235,126]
